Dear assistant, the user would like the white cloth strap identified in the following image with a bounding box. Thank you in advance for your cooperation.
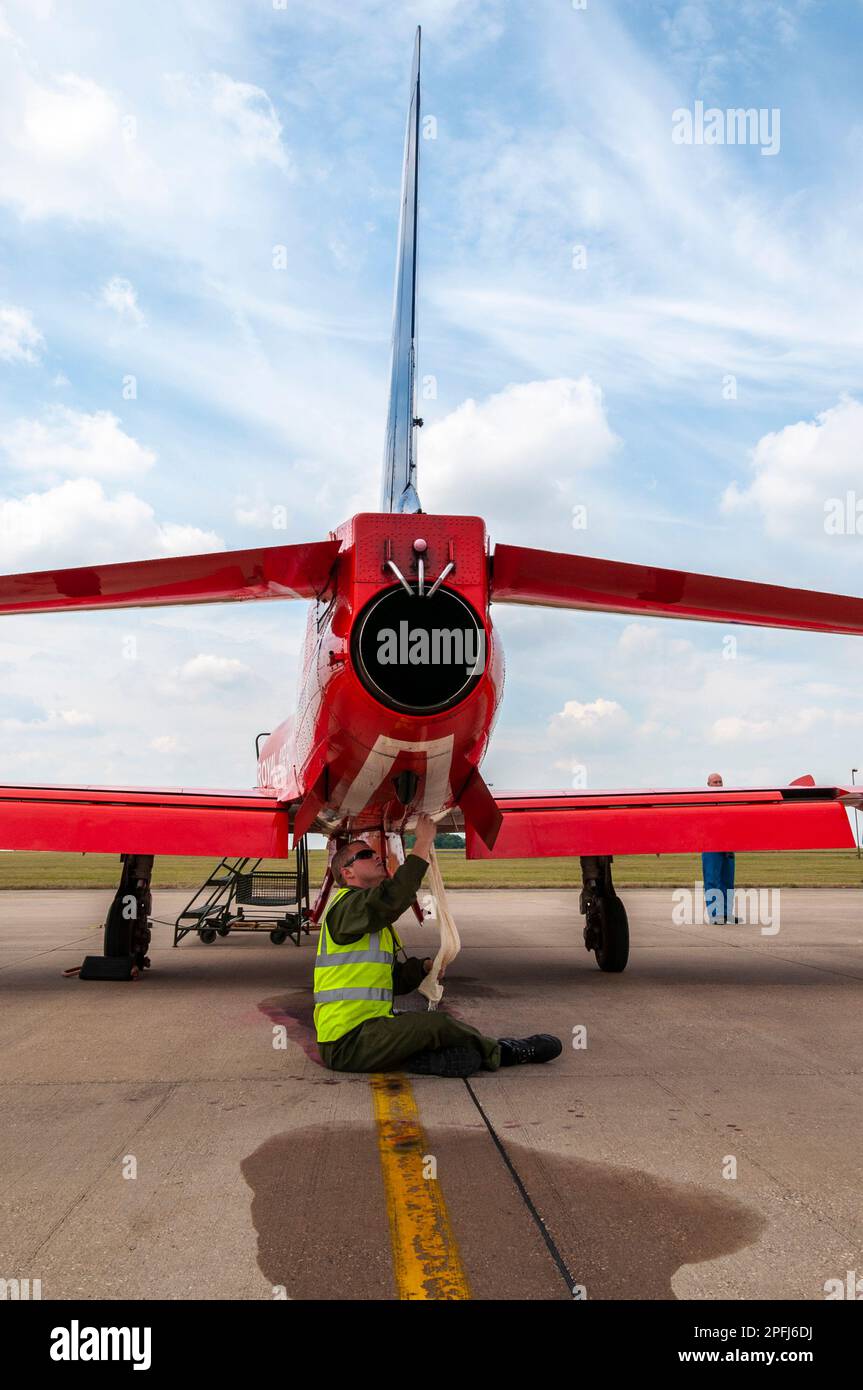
[416,844,461,1010]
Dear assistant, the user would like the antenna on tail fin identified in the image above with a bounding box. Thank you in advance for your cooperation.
[380,26,422,514]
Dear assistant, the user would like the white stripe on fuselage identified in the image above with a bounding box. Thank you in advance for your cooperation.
[339,734,454,816]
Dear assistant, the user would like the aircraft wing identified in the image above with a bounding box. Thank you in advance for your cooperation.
[465,784,863,859]
[0,783,298,857]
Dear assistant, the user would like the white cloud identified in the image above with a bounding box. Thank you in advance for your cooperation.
[156,522,224,554]
[0,477,222,568]
[100,275,145,325]
[0,63,149,222]
[722,396,863,540]
[429,1,863,411]
[486,606,863,792]
[234,494,282,530]
[710,708,826,743]
[207,73,290,171]
[662,0,806,69]
[0,43,290,229]
[0,708,94,732]
[548,696,628,740]
[422,377,619,543]
[1,407,156,482]
[545,695,630,781]
[149,734,179,752]
[178,653,251,687]
[0,304,43,363]
[22,72,116,159]
[663,3,715,52]
[617,623,693,659]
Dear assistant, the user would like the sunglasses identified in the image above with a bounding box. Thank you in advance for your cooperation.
[343,847,377,869]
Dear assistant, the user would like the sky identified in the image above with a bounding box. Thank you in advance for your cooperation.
[1,0,863,818]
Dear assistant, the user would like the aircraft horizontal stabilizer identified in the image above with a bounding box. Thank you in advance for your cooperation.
[0,540,340,616]
[491,544,863,637]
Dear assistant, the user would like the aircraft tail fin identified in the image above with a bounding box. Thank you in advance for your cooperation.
[380,26,422,515]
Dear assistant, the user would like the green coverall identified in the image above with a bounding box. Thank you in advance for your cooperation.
[316,853,501,1072]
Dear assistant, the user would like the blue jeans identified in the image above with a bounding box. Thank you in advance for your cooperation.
[702,852,735,923]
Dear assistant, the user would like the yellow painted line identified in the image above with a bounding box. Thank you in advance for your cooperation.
[370,1072,471,1300]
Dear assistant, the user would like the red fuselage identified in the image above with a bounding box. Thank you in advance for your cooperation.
[256,513,504,834]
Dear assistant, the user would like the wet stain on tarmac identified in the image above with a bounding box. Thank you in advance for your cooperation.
[242,1125,393,1298]
[241,1123,765,1300]
[500,1139,766,1300]
[447,976,504,1000]
[258,991,323,1066]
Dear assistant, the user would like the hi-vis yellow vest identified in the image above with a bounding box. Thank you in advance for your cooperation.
[313,887,402,1043]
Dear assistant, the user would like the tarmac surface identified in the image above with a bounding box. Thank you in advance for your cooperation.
[1,886,861,1301]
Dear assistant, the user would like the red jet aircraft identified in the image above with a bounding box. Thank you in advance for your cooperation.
[2,29,862,974]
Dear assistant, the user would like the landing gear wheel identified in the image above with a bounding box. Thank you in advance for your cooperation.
[200,928,218,944]
[102,854,153,970]
[590,895,629,973]
[104,913,133,957]
[270,930,288,945]
[217,925,231,937]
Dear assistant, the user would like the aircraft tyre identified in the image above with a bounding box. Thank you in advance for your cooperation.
[104,913,133,957]
[592,894,630,973]
[103,854,153,969]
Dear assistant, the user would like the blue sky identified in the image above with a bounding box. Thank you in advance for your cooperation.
[1,0,862,808]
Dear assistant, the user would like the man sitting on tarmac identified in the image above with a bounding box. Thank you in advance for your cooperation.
[313,813,562,1078]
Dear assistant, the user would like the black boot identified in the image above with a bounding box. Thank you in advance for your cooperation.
[498,1034,563,1066]
[406,1045,482,1077]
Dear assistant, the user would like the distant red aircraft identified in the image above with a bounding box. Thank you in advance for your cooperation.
[1,29,861,974]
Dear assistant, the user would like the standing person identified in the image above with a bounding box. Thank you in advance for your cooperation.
[702,772,737,924]
[313,813,562,1078]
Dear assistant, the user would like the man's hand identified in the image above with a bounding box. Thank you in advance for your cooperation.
[422,957,446,979]
[412,813,436,862]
